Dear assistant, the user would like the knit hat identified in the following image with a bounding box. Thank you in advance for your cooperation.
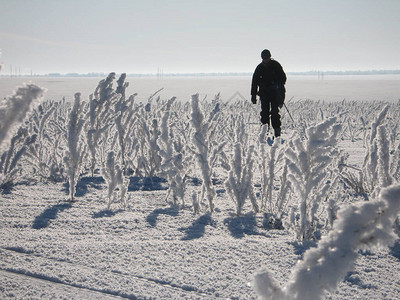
[261,49,271,59]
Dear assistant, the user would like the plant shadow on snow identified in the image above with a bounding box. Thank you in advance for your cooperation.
[1,183,14,195]
[128,176,168,191]
[224,213,270,239]
[344,271,378,290]
[62,176,105,197]
[179,214,215,240]
[287,240,317,258]
[92,209,124,218]
[1,180,32,195]
[389,240,400,260]
[32,202,72,229]
[146,206,179,227]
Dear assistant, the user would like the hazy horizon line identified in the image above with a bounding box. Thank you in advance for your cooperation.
[1,69,400,78]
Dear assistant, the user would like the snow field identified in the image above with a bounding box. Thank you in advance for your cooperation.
[1,179,400,299]
[1,73,400,299]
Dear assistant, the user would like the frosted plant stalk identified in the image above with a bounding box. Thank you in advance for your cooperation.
[260,137,284,214]
[0,83,44,187]
[0,83,45,150]
[254,184,400,300]
[102,151,129,209]
[285,117,342,241]
[87,73,121,175]
[63,93,87,201]
[376,125,393,194]
[137,118,162,177]
[225,143,257,215]
[0,128,37,188]
[190,94,219,212]
[24,102,66,182]
[362,105,389,194]
[158,97,188,205]
[114,74,138,174]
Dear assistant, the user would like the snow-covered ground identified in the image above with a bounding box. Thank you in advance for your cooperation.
[1,138,400,299]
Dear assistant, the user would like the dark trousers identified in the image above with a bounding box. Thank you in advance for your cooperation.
[260,89,281,130]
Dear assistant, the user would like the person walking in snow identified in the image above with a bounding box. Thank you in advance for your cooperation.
[251,49,286,137]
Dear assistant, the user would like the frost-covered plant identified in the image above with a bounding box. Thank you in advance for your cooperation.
[137,117,162,177]
[0,83,44,150]
[192,191,201,214]
[24,100,66,182]
[102,151,129,209]
[254,184,400,300]
[0,128,37,189]
[375,125,393,191]
[113,73,140,174]
[225,143,258,215]
[285,117,342,241]
[87,73,121,176]
[260,137,285,212]
[115,98,138,171]
[63,93,87,201]
[254,124,291,227]
[362,105,389,195]
[391,139,400,183]
[342,105,400,198]
[0,83,44,188]
[189,94,225,213]
[158,97,190,206]
[115,73,129,103]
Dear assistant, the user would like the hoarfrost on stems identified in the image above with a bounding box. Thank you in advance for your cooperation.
[24,101,66,182]
[137,118,162,177]
[0,83,45,151]
[362,105,389,194]
[87,73,121,176]
[260,135,285,214]
[254,184,400,300]
[0,83,45,188]
[63,93,87,202]
[158,97,189,206]
[0,128,37,188]
[102,151,129,209]
[285,117,342,241]
[114,79,138,175]
[225,142,257,215]
[190,94,222,213]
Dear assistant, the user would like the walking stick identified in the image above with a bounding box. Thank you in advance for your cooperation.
[283,102,295,123]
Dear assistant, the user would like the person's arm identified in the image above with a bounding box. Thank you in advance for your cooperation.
[251,66,260,97]
[276,62,286,85]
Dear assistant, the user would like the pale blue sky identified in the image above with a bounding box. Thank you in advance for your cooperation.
[0,0,399,75]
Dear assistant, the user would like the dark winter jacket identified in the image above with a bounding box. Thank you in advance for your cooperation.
[251,60,286,97]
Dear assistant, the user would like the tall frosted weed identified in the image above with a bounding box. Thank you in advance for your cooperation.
[0,83,45,188]
[254,184,400,300]
[285,117,342,241]
[63,93,87,201]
